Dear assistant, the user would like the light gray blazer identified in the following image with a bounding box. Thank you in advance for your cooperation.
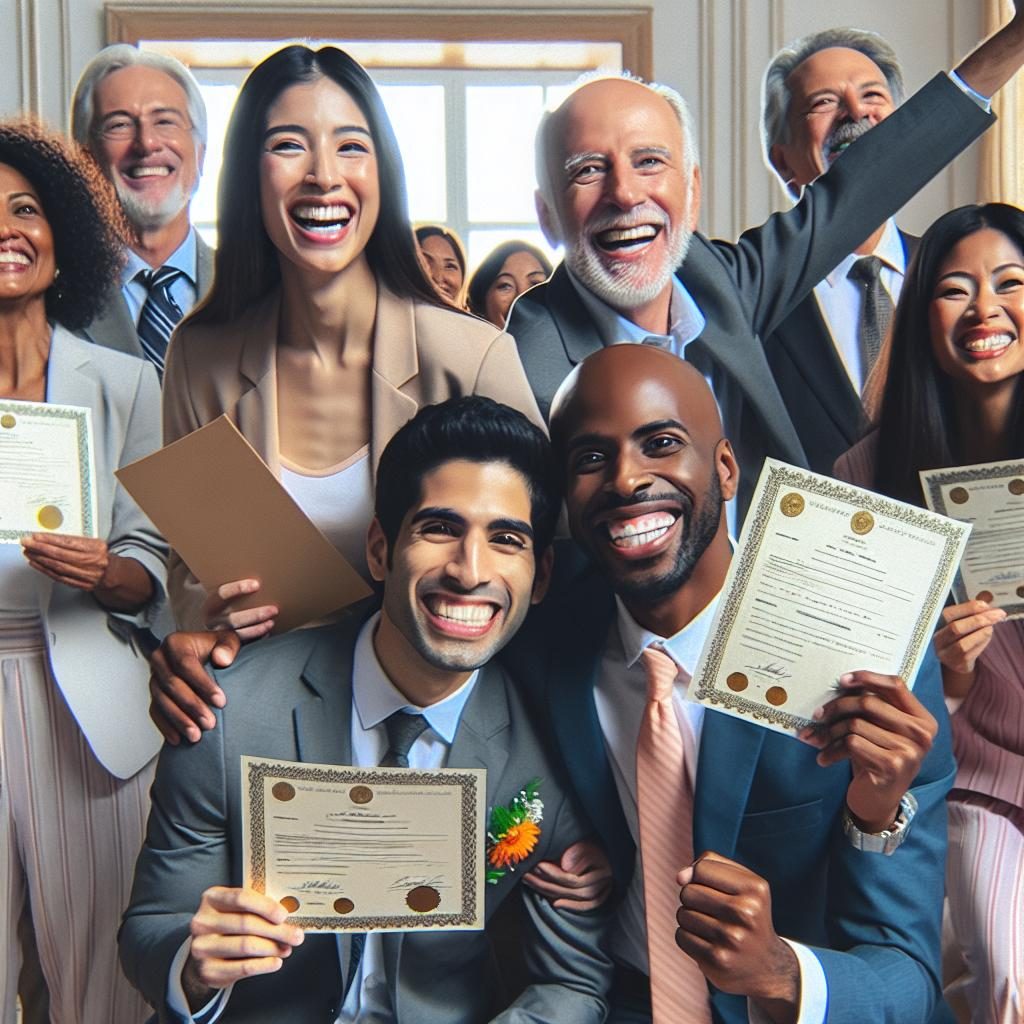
[38,325,168,778]
[121,608,611,1023]
[79,232,214,360]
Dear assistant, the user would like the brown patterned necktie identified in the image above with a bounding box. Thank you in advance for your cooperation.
[848,255,894,374]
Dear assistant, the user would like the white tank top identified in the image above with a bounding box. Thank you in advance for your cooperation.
[279,446,374,583]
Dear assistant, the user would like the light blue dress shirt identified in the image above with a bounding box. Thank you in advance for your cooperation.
[120,228,199,325]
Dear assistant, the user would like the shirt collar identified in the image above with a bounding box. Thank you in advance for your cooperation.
[614,588,722,676]
[824,218,906,287]
[120,226,198,288]
[566,266,705,350]
[352,611,479,744]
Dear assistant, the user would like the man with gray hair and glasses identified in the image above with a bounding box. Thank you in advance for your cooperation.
[761,28,920,475]
[71,44,213,377]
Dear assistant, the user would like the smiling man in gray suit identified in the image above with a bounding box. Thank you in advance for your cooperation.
[119,397,611,1024]
[70,45,213,375]
[508,6,1024,522]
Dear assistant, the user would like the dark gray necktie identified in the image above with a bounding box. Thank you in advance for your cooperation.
[848,256,894,374]
[136,266,185,377]
[346,710,429,992]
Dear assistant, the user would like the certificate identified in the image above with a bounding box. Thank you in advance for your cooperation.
[241,755,485,932]
[0,399,97,543]
[920,460,1024,618]
[690,459,970,735]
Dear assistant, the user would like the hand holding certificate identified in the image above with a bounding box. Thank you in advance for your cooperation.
[690,459,970,735]
[0,399,97,541]
[241,755,485,932]
[920,459,1024,617]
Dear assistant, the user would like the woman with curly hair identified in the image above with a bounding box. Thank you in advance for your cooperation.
[835,203,1024,1022]
[161,45,540,648]
[0,119,166,1022]
[467,240,551,326]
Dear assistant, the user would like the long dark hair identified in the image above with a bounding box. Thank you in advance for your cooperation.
[467,240,552,319]
[190,45,443,325]
[873,203,1024,504]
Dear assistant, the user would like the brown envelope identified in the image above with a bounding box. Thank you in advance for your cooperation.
[117,415,372,633]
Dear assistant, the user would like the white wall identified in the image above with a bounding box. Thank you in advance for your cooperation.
[1,0,986,238]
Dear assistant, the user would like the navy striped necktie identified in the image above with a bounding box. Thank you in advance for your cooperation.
[136,266,185,377]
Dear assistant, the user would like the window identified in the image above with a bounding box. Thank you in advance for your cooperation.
[106,4,652,270]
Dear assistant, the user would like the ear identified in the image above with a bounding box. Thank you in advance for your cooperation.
[535,190,563,247]
[530,545,554,605]
[686,164,702,231]
[714,438,740,503]
[768,143,800,201]
[366,517,389,583]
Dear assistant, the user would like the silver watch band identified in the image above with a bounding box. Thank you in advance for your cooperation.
[842,792,918,855]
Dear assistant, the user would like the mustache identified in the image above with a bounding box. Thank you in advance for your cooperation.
[824,117,873,156]
[585,202,670,234]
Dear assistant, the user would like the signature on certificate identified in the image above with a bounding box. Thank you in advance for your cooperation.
[388,874,449,893]
[746,661,793,680]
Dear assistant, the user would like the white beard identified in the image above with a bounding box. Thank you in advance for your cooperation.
[113,175,193,233]
[564,198,693,312]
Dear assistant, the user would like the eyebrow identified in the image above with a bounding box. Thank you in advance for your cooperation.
[263,123,371,141]
[99,105,187,119]
[566,418,691,453]
[937,262,1024,282]
[564,151,604,176]
[8,191,39,203]
[631,145,672,161]
[410,507,534,539]
[805,80,890,102]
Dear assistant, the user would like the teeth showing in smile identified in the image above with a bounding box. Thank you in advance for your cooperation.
[0,252,29,266]
[127,166,170,178]
[292,204,351,232]
[429,600,496,625]
[596,225,658,250]
[962,333,1013,353]
[607,511,676,548]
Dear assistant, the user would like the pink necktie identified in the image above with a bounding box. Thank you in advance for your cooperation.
[636,646,712,1024]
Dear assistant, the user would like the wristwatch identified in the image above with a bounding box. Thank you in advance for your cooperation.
[842,792,918,855]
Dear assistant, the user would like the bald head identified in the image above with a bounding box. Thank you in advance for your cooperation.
[551,345,724,459]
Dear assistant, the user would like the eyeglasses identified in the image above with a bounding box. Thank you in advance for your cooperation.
[95,112,193,141]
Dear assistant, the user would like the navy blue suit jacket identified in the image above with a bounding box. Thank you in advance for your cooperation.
[505,560,956,1024]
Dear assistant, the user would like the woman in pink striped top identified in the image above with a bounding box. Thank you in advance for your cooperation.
[834,202,1024,1023]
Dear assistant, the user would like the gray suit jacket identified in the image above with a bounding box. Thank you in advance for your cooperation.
[40,326,167,778]
[120,609,611,1023]
[508,73,991,519]
[80,232,214,360]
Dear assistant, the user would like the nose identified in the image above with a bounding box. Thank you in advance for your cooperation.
[607,450,653,499]
[305,145,340,191]
[838,87,877,126]
[131,118,160,154]
[605,162,642,209]
[970,282,1002,321]
[444,532,490,591]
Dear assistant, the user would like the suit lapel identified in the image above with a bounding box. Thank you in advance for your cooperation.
[234,295,282,474]
[292,623,355,767]
[195,234,215,299]
[774,296,863,446]
[546,265,604,367]
[82,290,141,358]
[693,709,765,859]
[370,287,419,478]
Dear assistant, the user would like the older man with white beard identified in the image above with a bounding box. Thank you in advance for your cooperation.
[71,45,213,378]
[507,5,1024,524]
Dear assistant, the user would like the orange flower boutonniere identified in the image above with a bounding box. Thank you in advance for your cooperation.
[486,779,543,884]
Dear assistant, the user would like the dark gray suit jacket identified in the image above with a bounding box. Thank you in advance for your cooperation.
[508,73,991,518]
[80,231,214,361]
[120,610,610,1023]
[763,229,919,475]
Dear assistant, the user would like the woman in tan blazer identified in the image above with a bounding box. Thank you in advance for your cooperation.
[164,45,541,635]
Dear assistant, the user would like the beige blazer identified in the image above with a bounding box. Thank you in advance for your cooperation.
[162,286,543,629]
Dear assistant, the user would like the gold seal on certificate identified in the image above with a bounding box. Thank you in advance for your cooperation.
[0,399,97,543]
[241,755,485,932]
[689,459,971,734]
[920,458,1024,618]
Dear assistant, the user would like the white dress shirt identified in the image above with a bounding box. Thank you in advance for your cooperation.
[594,592,828,1024]
[121,228,200,324]
[168,612,480,1023]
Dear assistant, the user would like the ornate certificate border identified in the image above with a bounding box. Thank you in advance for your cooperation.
[920,459,1024,617]
[693,460,968,730]
[245,757,482,931]
[0,399,96,542]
